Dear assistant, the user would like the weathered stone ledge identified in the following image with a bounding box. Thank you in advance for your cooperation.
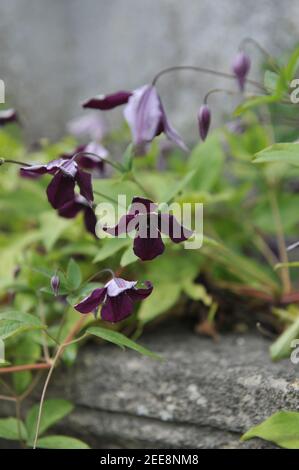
[1,322,299,448]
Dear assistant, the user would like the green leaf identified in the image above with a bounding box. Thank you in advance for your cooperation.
[254,143,299,166]
[36,435,90,449]
[0,311,43,327]
[120,245,138,267]
[264,70,280,93]
[183,280,212,306]
[234,94,281,116]
[270,317,299,361]
[242,411,299,449]
[66,259,82,290]
[275,262,299,271]
[93,238,129,263]
[0,418,27,441]
[26,399,74,442]
[87,326,162,360]
[39,211,71,251]
[138,282,181,324]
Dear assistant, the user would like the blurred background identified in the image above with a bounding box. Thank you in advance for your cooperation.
[0,0,298,142]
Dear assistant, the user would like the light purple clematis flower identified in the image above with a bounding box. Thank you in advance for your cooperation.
[83,85,188,153]
[103,196,193,261]
[74,276,153,322]
[58,194,97,237]
[0,109,18,126]
[20,158,93,210]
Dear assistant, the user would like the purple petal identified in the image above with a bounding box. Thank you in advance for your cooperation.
[20,158,70,177]
[130,197,157,215]
[0,109,18,126]
[128,281,153,300]
[106,277,137,297]
[159,101,188,151]
[58,198,83,218]
[74,288,107,314]
[83,206,97,236]
[67,113,107,141]
[46,172,75,209]
[124,85,162,148]
[76,169,94,202]
[133,228,165,261]
[103,214,136,236]
[159,213,193,243]
[82,91,132,110]
[101,293,134,322]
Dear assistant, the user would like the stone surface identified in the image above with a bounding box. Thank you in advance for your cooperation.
[2,322,298,449]
[0,0,299,141]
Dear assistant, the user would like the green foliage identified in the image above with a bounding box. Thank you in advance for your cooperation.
[242,411,299,449]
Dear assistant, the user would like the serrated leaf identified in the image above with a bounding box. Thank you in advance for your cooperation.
[242,411,299,449]
[26,399,74,442]
[36,435,90,449]
[0,418,27,441]
[87,326,162,360]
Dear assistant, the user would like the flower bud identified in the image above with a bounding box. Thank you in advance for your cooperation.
[198,105,211,141]
[232,52,251,91]
[51,274,60,296]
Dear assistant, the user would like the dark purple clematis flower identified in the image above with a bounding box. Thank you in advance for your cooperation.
[0,109,18,126]
[198,105,211,141]
[20,157,93,210]
[103,196,193,261]
[232,51,251,91]
[58,194,97,236]
[83,85,188,153]
[82,91,133,110]
[62,143,106,176]
[74,276,153,322]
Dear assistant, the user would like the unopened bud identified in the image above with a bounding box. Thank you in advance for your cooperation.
[232,51,251,91]
[51,275,60,296]
[198,105,211,141]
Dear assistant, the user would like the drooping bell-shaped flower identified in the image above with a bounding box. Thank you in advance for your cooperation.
[198,105,211,141]
[103,196,193,261]
[58,194,97,237]
[83,85,188,153]
[0,109,18,126]
[74,276,153,322]
[232,51,251,91]
[20,158,93,210]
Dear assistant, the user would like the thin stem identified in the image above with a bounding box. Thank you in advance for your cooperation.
[38,297,50,363]
[94,190,125,207]
[240,37,280,74]
[0,159,31,167]
[204,88,236,104]
[0,362,51,375]
[33,344,63,449]
[72,151,124,172]
[268,189,291,294]
[0,394,17,402]
[33,325,87,449]
[152,65,266,92]
[130,174,154,199]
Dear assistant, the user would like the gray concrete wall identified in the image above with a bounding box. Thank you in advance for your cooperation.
[0,0,298,141]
